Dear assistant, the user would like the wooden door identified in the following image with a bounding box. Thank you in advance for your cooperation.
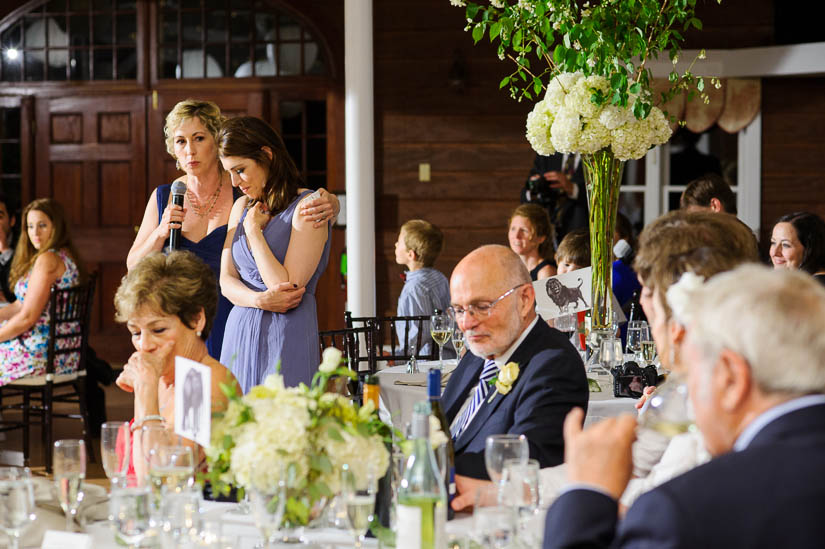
[35,94,147,362]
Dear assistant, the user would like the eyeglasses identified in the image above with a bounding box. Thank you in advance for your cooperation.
[448,284,527,320]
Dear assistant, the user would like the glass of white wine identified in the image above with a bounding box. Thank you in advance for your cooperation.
[430,312,453,370]
[101,421,130,483]
[640,340,657,365]
[109,475,152,548]
[148,445,195,501]
[342,464,376,549]
[53,439,86,532]
[626,320,649,361]
[637,377,695,438]
[452,327,465,359]
[0,467,36,549]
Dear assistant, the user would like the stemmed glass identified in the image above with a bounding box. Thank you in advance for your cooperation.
[637,376,695,438]
[249,478,287,548]
[0,467,36,549]
[342,464,376,548]
[101,421,131,483]
[148,445,195,499]
[452,326,466,360]
[53,439,87,532]
[484,434,529,484]
[430,312,453,370]
[626,320,649,361]
[640,338,657,366]
[472,484,516,549]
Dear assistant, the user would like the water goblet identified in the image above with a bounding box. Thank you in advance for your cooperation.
[626,320,649,361]
[430,312,453,369]
[641,339,657,365]
[472,486,516,549]
[484,434,528,484]
[101,421,131,482]
[0,467,36,549]
[342,464,377,548]
[141,423,171,468]
[53,439,87,532]
[148,445,195,497]
[110,475,152,548]
[249,478,287,548]
[452,327,466,359]
[159,486,202,548]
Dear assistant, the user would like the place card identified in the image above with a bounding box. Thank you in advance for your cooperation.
[174,355,212,448]
[41,530,92,549]
[534,267,593,319]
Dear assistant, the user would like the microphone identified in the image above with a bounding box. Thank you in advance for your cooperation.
[169,180,186,251]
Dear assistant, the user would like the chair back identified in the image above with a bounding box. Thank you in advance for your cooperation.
[318,325,376,376]
[345,312,437,364]
[46,272,97,377]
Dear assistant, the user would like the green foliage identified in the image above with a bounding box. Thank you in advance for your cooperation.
[455,0,721,119]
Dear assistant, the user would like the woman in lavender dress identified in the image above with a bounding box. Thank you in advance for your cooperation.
[217,117,330,391]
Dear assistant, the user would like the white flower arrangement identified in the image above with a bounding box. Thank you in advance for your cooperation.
[526,71,672,161]
[205,350,391,526]
[666,271,706,326]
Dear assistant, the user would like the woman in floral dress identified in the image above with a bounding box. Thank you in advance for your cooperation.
[0,198,85,386]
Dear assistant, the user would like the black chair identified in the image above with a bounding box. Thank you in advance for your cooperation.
[318,325,377,400]
[345,312,438,366]
[0,272,97,472]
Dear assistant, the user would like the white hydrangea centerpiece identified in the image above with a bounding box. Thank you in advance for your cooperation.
[205,350,391,526]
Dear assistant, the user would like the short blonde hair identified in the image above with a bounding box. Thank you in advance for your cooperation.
[556,228,590,267]
[401,219,444,268]
[163,99,226,158]
[115,251,217,340]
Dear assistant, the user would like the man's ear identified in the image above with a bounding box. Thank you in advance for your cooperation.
[709,197,723,213]
[716,348,752,412]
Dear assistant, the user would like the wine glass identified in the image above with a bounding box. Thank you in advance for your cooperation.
[554,313,577,336]
[249,479,287,548]
[0,467,36,549]
[637,376,695,438]
[640,339,657,366]
[342,464,376,548]
[141,424,171,469]
[101,421,131,482]
[430,312,453,370]
[53,439,87,532]
[626,320,648,360]
[148,445,195,497]
[109,475,151,548]
[452,327,465,360]
[500,458,542,547]
[484,434,528,484]
[597,336,623,375]
[472,486,516,549]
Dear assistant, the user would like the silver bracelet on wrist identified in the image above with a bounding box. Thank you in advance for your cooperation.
[131,414,165,432]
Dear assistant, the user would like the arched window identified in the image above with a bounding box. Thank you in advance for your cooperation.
[156,0,329,79]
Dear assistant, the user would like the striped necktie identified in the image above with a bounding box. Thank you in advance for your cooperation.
[451,359,499,440]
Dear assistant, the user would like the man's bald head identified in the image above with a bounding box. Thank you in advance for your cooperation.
[450,245,536,358]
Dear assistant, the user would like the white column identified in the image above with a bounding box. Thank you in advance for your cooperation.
[345,0,376,317]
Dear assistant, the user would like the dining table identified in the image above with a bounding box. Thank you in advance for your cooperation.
[376,360,638,433]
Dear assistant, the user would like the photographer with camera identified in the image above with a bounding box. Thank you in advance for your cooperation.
[522,152,588,247]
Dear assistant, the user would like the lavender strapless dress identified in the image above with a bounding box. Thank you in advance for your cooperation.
[220,191,331,392]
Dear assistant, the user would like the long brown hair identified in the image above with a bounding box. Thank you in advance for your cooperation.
[217,116,302,214]
[9,198,85,288]
[508,204,554,258]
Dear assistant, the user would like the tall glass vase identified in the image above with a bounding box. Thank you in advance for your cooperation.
[582,149,625,335]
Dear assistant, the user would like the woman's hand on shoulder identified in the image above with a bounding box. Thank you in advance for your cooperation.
[242,201,270,235]
[298,188,339,228]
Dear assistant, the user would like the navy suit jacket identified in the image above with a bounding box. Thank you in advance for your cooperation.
[442,319,588,479]
[543,402,825,549]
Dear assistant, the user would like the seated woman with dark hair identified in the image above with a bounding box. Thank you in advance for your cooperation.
[770,211,825,284]
[0,198,85,386]
[114,251,237,477]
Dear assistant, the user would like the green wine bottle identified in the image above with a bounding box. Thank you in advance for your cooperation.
[397,401,447,549]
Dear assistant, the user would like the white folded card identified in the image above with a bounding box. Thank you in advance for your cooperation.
[534,267,593,319]
[41,530,92,549]
[174,355,212,448]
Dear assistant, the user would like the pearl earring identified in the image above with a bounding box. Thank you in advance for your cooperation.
[176,159,181,171]
[196,330,202,338]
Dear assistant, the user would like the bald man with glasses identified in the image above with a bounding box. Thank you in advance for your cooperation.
[442,245,588,480]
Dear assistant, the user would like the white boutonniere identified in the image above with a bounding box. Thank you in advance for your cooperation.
[487,362,520,403]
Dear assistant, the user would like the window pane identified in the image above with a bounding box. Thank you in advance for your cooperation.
[668,128,724,188]
[159,9,177,44]
[47,49,68,79]
[1,22,21,49]
[0,108,21,139]
[69,0,91,10]
[116,13,136,45]
[303,41,319,75]
[205,44,224,77]
[94,0,112,9]
[180,0,200,9]
[205,10,227,42]
[306,174,326,191]
[23,15,43,48]
[229,43,250,77]
[229,10,250,41]
[279,17,299,40]
[284,138,302,169]
[618,192,645,235]
[181,10,201,42]
[69,48,90,79]
[116,47,136,78]
[158,46,176,78]
[115,0,136,9]
[47,16,69,49]
[93,47,113,78]
[255,12,276,39]
[93,14,113,45]
[280,102,302,135]
[306,101,325,135]
[278,41,300,75]
[306,138,326,171]
[25,54,44,80]
[45,0,67,12]
[666,190,682,212]
[69,14,90,44]
[204,0,226,10]
[1,56,23,81]
[1,144,22,174]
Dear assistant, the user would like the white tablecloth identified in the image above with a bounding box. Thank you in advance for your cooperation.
[377,363,638,432]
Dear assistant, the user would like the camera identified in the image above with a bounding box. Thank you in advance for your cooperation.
[524,176,562,209]
[610,361,659,398]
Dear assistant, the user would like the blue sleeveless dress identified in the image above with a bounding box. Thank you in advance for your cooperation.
[220,191,331,392]
[156,183,242,359]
